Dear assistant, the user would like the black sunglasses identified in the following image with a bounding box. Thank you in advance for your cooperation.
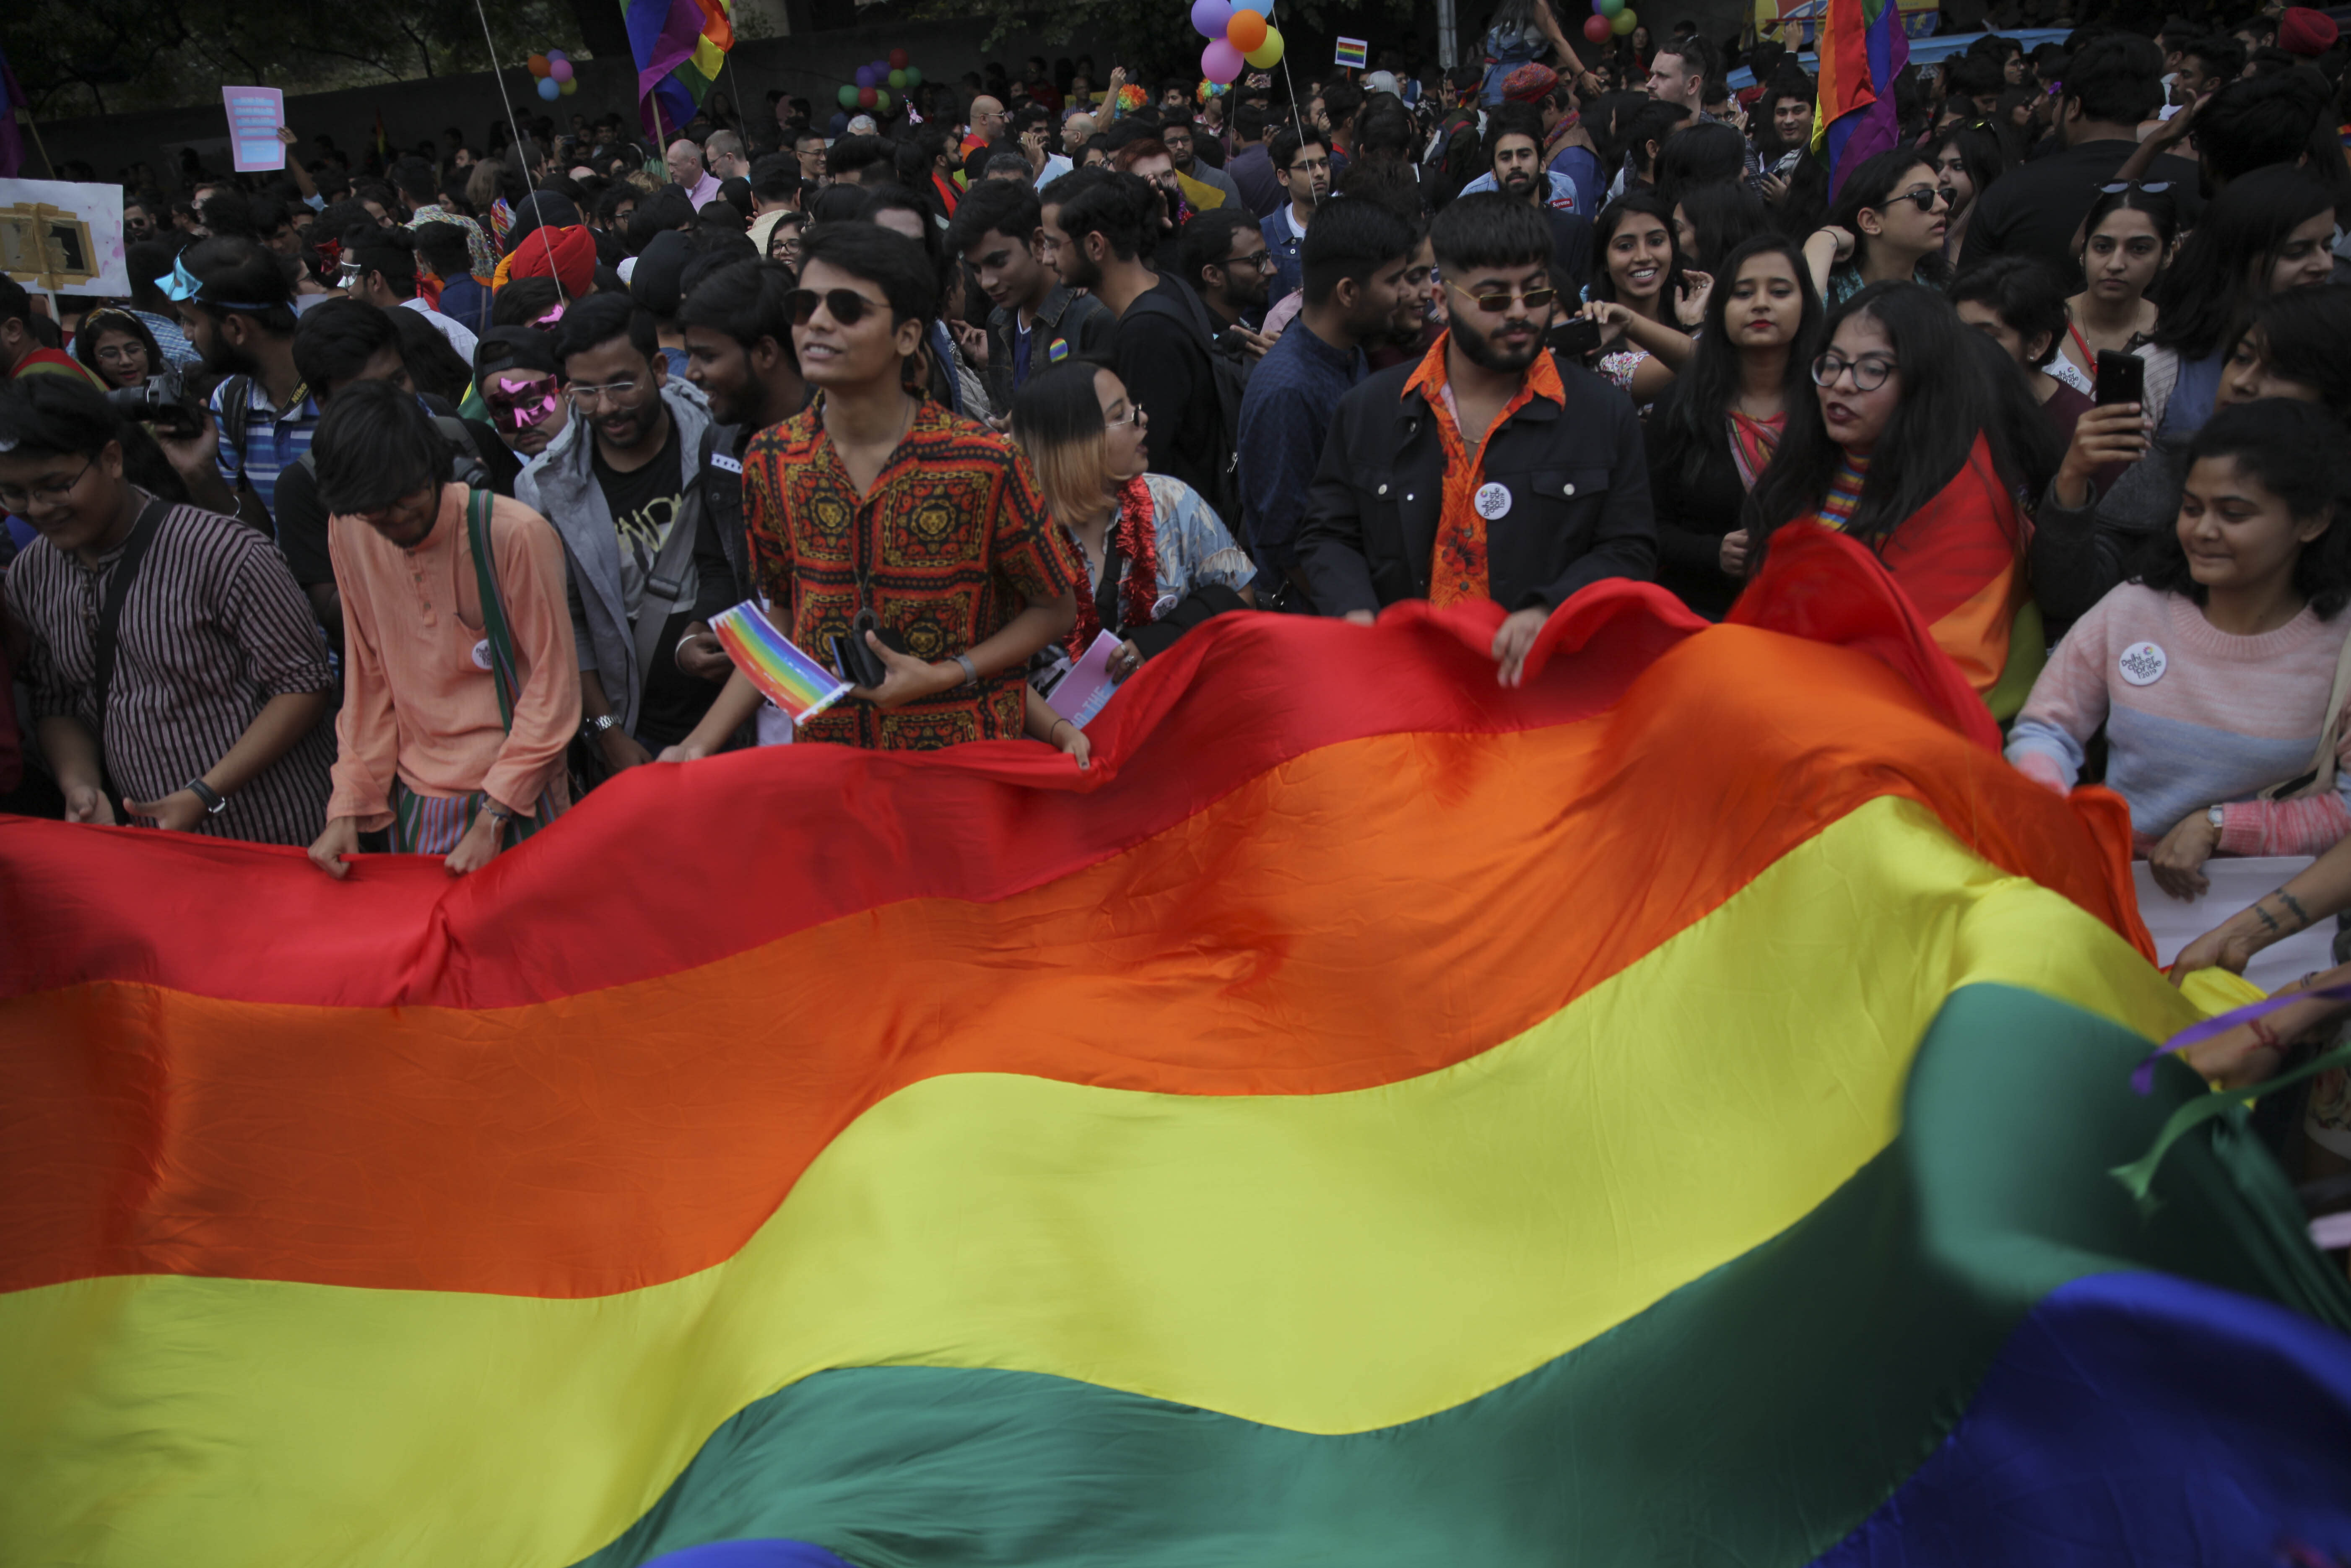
[1885,186,1943,213]
[787,287,883,327]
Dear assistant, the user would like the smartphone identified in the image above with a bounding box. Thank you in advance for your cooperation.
[1547,316,1603,358]
[2094,349,2146,407]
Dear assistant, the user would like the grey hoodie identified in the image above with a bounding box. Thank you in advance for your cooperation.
[515,375,713,738]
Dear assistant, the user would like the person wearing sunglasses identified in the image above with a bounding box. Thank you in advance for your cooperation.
[1746,281,2060,717]
[659,221,1081,758]
[1805,150,1954,309]
[514,292,734,778]
[1297,194,1657,688]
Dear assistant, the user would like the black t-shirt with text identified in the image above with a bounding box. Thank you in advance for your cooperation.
[590,420,731,748]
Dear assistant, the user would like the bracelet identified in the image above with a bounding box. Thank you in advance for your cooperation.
[1050,717,1073,740]
[185,777,227,815]
[482,801,517,825]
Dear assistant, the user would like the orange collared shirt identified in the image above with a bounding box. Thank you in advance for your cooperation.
[1403,332,1566,607]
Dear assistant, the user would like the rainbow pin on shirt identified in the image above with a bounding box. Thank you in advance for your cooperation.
[710,600,851,724]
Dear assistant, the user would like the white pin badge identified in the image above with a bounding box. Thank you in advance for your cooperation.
[2118,641,2167,687]
[472,639,494,671]
[1474,481,1512,520]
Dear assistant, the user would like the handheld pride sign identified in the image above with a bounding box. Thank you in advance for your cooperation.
[709,600,851,724]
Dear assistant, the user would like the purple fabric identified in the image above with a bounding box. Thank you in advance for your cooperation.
[1813,1271,2351,1567]
[645,1542,856,1568]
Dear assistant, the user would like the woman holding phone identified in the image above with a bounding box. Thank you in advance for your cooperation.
[2055,183,2174,390]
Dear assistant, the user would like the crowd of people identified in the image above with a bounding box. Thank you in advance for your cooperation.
[8,2,2351,1159]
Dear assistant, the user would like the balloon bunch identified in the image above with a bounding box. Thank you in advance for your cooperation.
[1191,0,1283,85]
[838,48,922,117]
[527,49,578,101]
[1581,0,1637,44]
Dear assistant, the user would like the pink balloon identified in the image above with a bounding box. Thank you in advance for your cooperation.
[1190,0,1231,39]
[1202,38,1244,83]
[549,57,574,82]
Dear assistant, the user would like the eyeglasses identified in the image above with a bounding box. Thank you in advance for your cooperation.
[1226,250,1273,270]
[787,286,886,327]
[1106,401,1147,429]
[1444,279,1559,314]
[2097,180,2172,194]
[1286,157,1332,175]
[0,457,95,513]
[1811,351,1898,392]
[1884,185,1944,213]
[564,378,643,407]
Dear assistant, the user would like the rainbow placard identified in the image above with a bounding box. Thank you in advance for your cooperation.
[1334,36,1368,67]
[709,599,850,724]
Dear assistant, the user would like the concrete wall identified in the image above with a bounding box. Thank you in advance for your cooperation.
[31,17,1105,195]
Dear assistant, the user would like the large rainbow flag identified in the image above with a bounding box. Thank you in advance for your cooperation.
[625,0,735,143]
[1811,0,1909,192]
[5,531,2351,1566]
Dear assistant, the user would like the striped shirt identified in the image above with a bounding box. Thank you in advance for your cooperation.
[209,374,321,524]
[4,495,338,845]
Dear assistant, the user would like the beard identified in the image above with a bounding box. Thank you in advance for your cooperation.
[1450,306,1543,374]
[200,324,261,378]
[1061,247,1104,292]
[1499,170,1538,201]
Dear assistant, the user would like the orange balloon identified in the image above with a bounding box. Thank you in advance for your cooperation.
[527,52,550,75]
[1226,10,1268,52]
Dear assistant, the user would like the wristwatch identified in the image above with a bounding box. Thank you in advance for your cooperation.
[2207,805,2226,831]
[581,714,618,742]
[952,653,980,687]
[185,778,228,815]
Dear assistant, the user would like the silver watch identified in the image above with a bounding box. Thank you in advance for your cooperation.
[582,714,618,740]
[2207,804,2226,830]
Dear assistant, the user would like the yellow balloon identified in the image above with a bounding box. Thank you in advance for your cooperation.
[1611,7,1637,33]
[1244,25,1284,67]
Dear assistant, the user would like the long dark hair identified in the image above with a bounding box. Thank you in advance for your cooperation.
[1931,123,2005,221]
[1751,281,2055,548]
[2132,399,2351,620]
[1586,190,1688,309]
[1673,180,1770,273]
[2153,166,2338,361]
[1827,148,1953,288]
[1655,233,1822,474]
[2232,284,2351,419]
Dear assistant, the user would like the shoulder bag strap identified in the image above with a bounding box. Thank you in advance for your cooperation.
[465,489,521,733]
[217,375,253,482]
[1096,536,1127,639]
[89,495,174,748]
[629,445,707,690]
[2264,623,2351,801]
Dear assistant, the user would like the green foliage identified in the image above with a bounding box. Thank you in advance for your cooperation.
[13,0,585,115]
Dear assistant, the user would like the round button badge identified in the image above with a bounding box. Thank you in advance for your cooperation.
[2117,641,2167,687]
[1474,482,1512,521]
[472,640,494,671]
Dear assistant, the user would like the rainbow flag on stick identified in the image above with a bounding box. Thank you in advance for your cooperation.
[625,0,735,143]
[1813,0,1908,194]
[5,534,2351,1566]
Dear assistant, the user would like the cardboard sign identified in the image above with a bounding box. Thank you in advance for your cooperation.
[0,179,127,294]
[222,87,287,173]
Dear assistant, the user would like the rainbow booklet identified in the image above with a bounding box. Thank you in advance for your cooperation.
[709,600,852,725]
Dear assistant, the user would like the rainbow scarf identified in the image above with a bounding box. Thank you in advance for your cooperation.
[4,535,2348,1567]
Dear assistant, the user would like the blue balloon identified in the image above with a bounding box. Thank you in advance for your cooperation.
[1232,0,1275,13]
[854,65,877,88]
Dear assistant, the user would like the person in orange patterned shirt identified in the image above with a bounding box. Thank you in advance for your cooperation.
[662,223,1080,755]
[1296,195,1655,685]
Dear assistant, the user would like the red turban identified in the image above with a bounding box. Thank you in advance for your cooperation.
[507,224,597,299]
[2280,7,2339,56]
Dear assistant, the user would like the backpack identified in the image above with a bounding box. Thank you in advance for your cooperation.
[1123,282,1250,525]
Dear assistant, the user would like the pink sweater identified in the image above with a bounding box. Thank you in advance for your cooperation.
[2005,584,2351,855]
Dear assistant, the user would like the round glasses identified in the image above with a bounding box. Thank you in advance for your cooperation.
[1811,352,1897,392]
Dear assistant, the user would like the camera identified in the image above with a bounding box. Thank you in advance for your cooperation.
[104,369,205,439]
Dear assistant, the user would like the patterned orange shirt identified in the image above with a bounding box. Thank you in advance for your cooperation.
[742,399,1083,751]
[1403,333,1566,607]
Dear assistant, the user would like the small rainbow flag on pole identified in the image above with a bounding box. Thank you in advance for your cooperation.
[1811,0,1907,195]
[710,599,850,724]
[623,0,736,142]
